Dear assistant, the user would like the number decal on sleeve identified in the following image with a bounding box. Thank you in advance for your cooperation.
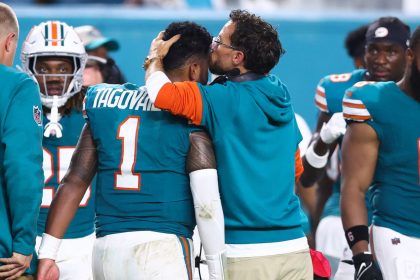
[114,116,141,190]
[329,73,352,83]
[353,81,376,88]
[42,147,91,208]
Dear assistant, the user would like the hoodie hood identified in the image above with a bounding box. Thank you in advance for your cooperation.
[247,74,293,124]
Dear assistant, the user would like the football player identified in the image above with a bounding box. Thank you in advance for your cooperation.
[298,17,410,279]
[36,21,225,280]
[341,25,420,280]
[20,21,95,279]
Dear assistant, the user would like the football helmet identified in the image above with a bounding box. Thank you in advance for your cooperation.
[21,20,87,108]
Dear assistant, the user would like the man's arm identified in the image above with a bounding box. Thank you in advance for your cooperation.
[341,122,383,280]
[36,123,97,280]
[187,131,225,280]
[300,112,345,187]
[43,123,97,238]
[0,78,43,279]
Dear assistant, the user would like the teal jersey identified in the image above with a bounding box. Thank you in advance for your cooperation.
[315,69,366,114]
[84,83,195,238]
[39,110,95,238]
[315,69,366,218]
[0,65,44,262]
[195,75,304,244]
[343,81,420,238]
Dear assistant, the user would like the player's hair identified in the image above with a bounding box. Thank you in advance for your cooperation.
[409,26,420,51]
[345,24,368,59]
[162,21,212,72]
[0,3,18,39]
[229,9,284,74]
[61,91,84,115]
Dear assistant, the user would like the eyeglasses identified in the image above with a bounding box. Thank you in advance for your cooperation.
[212,36,239,50]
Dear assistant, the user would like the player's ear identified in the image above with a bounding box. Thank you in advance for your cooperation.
[406,48,414,64]
[188,62,201,82]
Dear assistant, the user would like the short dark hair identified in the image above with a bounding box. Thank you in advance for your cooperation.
[229,9,284,74]
[409,26,420,51]
[345,24,368,59]
[162,21,212,72]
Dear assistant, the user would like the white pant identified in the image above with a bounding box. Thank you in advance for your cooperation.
[93,231,194,280]
[316,216,354,280]
[36,233,95,280]
[372,225,420,280]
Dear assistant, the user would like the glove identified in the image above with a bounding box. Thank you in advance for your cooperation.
[353,252,383,280]
[205,252,226,280]
[320,112,347,144]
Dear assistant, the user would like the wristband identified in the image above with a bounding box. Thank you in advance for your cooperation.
[304,142,329,168]
[38,233,62,260]
[345,225,369,249]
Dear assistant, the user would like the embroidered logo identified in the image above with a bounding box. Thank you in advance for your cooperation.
[33,106,42,126]
[375,27,389,38]
[391,237,401,245]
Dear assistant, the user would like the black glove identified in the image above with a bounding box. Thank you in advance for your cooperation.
[352,252,383,280]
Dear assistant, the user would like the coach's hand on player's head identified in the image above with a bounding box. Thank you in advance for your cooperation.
[353,252,383,280]
[37,259,59,280]
[0,252,32,280]
[148,31,180,60]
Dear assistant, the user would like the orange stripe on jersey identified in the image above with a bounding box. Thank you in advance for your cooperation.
[155,82,203,125]
[343,113,371,121]
[315,100,328,111]
[316,89,325,97]
[295,148,304,183]
[51,21,58,46]
[343,101,366,109]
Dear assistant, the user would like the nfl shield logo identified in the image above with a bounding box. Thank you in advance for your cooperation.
[391,238,401,245]
[33,106,42,126]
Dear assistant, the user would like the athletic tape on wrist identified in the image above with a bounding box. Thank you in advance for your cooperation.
[345,225,369,249]
[38,233,62,260]
[304,142,329,169]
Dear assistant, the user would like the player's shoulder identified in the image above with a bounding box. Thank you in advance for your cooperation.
[343,81,395,122]
[320,69,366,91]
[0,65,38,90]
[316,69,366,113]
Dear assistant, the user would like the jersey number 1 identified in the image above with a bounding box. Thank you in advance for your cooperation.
[115,116,141,190]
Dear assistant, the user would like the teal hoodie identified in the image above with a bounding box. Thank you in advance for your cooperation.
[0,65,43,274]
[197,74,304,244]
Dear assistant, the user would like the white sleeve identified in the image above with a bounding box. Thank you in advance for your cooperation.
[190,169,226,280]
[145,71,171,103]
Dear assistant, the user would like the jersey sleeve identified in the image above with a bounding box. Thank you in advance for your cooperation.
[154,81,238,131]
[342,82,373,122]
[314,78,328,113]
[2,77,44,255]
[316,71,364,114]
[342,81,383,139]
[154,81,204,125]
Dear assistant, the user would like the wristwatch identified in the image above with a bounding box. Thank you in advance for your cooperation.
[143,55,161,70]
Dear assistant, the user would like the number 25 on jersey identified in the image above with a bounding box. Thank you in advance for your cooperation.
[42,147,91,208]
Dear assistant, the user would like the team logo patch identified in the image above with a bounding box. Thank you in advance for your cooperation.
[33,106,42,126]
[391,237,401,245]
[375,27,389,38]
